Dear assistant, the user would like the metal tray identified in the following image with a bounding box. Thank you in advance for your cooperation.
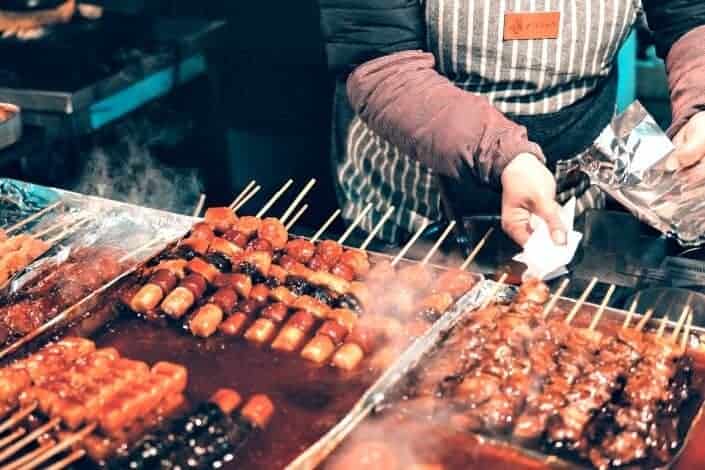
[305,280,705,470]
[0,103,21,150]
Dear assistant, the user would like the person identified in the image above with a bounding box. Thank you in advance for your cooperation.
[318,1,705,247]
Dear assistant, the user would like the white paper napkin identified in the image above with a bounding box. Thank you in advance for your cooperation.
[513,197,583,281]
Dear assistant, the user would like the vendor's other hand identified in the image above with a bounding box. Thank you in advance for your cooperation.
[501,153,566,247]
[666,111,705,171]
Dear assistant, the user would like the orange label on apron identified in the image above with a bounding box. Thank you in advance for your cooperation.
[504,12,560,40]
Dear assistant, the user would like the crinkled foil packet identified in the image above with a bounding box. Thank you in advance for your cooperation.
[575,101,705,246]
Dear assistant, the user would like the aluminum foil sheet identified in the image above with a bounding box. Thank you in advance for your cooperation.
[574,101,705,246]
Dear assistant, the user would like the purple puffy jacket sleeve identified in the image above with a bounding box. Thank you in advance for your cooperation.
[346,50,545,188]
[666,25,705,138]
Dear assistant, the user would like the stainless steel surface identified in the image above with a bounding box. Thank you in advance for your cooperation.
[0,103,21,150]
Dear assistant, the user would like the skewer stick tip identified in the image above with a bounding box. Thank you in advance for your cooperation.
[232,185,261,213]
[459,227,494,271]
[280,178,316,224]
[256,179,294,218]
[311,209,341,243]
[636,308,655,332]
[390,219,430,267]
[541,278,570,319]
[623,296,639,329]
[338,203,373,245]
[285,204,308,231]
[589,284,615,331]
[359,206,395,251]
[421,220,456,265]
[565,277,598,325]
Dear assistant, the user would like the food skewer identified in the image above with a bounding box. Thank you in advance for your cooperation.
[0,417,60,464]
[635,308,655,331]
[0,404,37,435]
[14,423,95,470]
[229,180,257,210]
[564,277,598,324]
[231,185,261,213]
[255,179,294,218]
[681,313,693,351]
[622,297,639,329]
[192,194,206,217]
[540,278,570,319]
[117,238,171,264]
[459,227,494,271]
[420,220,456,265]
[480,273,509,309]
[359,206,395,251]
[310,209,341,244]
[656,314,669,337]
[669,305,691,340]
[280,178,316,224]
[390,220,431,267]
[30,216,85,240]
[337,203,373,245]
[588,284,615,331]
[3,201,63,235]
[285,204,308,231]
[43,450,84,470]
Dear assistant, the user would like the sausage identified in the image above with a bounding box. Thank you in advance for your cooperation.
[190,222,215,243]
[339,250,371,278]
[257,217,288,250]
[331,343,365,371]
[210,389,242,415]
[308,255,330,272]
[232,216,261,238]
[219,313,249,336]
[247,237,273,253]
[331,263,355,282]
[180,274,207,298]
[189,304,224,338]
[301,335,337,364]
[293,295,331,320]
[150,259,188,279]
[285,238,315,264]
[238,299,261,316]
[271,311,316,352]
[160,287,195,319]
[240,394,275,429]
[268,265,288,284]
[270,286,298,306]
[241,251,272,276]
[317,321,349,345]
[209,237,243,261]
[223,229,249,248]
[130,284,164,314]
[431,269,478,299]
[250,284,271,305]
[180,237,210,255]
[214,273,252,298]
[204,207,237,233]
[210,287,238,313]
[317,240,343,266]
[150,269,178,294]
[307,271,350,295]
[260,302,289,323]
[187,258,220,284]
[328,308,357,334]
[244,318,278,344]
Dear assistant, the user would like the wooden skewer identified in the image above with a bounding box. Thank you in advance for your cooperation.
[656,314,669,338]
[281,178,316,224]
[31,216,81,240]
[0,404,37,435]
[118,238,169,264]
[228,180,256,209]
[459,227,494,271]
[17,423,95,470]
[42,450,84,470]
[565,277,598,325]
[622,297,639,329]
[541,278,570,319]
[232,185,261,213]
[285,204,308,231]
[0,417,60,464]
[311,209,341,244]
[635,308,655,332]
[670,305,691,341]
[480,273,509,309]
[4,439,55,470]
[0,429,25,452]
[359,206,395,251]
[421,220,456,265]
[338,204,373,245]
[255,179,294,218]
[5,201,62,235]
[589,284,616,331]
[681,313,693,353]
[192,193,206,217]
[44,218,91,246]
[390,219,431,267]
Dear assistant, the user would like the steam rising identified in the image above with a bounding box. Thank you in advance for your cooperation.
[75,119,203,215]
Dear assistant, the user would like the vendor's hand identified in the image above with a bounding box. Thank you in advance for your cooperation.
[666,111,705,171]
[501,153,566,247]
